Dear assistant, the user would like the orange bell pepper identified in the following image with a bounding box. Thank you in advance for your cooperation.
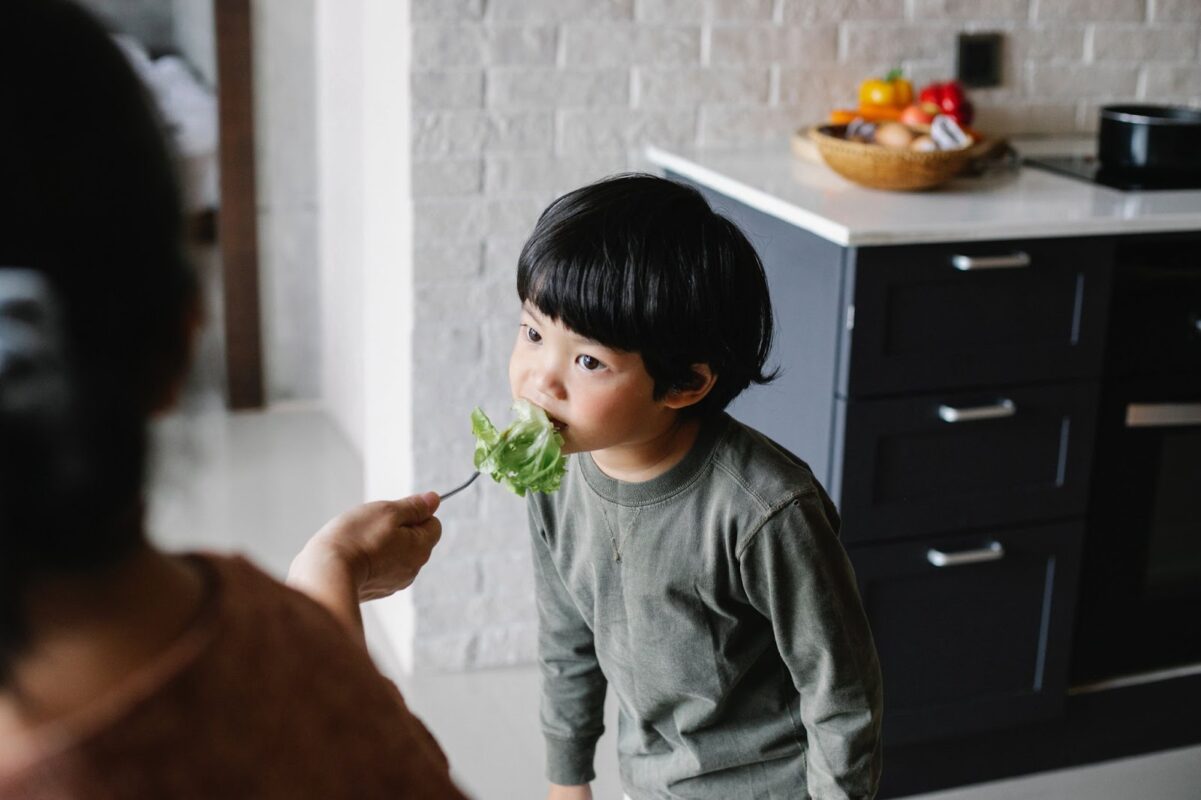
[829,106,903,125]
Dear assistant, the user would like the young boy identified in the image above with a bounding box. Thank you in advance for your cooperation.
[510,175,882,800]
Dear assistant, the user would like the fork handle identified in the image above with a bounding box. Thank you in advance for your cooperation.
[439,471,481,500]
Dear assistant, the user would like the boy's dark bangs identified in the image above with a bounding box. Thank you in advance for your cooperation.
[514,173,777,414]
[518,242,645,354]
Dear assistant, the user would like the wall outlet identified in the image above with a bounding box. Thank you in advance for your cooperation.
[957,32,1003,88]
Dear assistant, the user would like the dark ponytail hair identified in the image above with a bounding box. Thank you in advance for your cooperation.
[0,0,197,681]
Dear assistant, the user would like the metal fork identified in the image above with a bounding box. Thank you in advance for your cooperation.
[439,470,480,501]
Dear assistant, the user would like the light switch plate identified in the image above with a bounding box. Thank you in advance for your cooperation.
[957,32,1003,88]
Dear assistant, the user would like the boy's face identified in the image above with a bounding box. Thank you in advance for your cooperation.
[508,302,678,456]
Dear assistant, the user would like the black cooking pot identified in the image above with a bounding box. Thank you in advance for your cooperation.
[1098,104,1201,175]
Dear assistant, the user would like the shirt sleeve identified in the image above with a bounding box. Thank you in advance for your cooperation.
[738,488,884,800]
[528,500,608,786]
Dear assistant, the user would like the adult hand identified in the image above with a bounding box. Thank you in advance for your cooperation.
[305,493,443,600]
[288,492,443,644]
[547,784,592,800]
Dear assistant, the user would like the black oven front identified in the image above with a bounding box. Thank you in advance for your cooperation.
[1071,235,1201,687]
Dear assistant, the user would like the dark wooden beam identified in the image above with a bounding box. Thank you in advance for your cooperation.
[214,0,264,409]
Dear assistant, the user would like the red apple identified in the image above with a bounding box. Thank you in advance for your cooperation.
[899,103,935,126]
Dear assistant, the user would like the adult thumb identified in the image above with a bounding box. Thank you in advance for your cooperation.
[394,491,440,522]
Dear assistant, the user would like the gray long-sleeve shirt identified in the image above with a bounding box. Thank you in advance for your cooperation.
[528,413,883,799]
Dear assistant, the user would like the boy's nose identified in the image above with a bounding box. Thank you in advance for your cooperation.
[533,365,566,400]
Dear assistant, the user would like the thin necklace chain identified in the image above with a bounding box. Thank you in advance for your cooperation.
[598,502,641,563]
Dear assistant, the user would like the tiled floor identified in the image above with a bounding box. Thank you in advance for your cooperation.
[149,401,1201,800]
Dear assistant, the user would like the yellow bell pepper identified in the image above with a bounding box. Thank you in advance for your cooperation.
[858,69,913,109]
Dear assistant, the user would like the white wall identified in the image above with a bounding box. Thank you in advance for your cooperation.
[253,0,321,403]
[316,0,415,670]
[362,0,416,672]
[315,0,414,480]
[316,0,367,456]
[361,0,414,503]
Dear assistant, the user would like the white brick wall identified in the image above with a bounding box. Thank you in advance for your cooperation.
[408,0,1201,672]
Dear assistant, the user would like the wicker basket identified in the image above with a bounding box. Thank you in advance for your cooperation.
[806,124,978,191]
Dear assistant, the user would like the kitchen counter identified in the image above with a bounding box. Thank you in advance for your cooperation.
[645,140,1201,246]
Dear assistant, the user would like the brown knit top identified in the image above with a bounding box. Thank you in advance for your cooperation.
[0,554,469,799]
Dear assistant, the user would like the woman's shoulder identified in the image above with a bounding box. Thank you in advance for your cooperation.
[185,553,463,792]
[0,552,466,800]
[198,551,342,636]
[184,552,411,722]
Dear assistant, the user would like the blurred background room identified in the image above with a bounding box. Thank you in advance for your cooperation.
[75,1,1200,797]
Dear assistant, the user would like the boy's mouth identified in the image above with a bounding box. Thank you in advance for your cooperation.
[525,398,566,432]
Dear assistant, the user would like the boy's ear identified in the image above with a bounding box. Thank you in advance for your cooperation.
[662,364,717,410]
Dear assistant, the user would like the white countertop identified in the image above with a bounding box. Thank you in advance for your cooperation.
[645,140,1201,247]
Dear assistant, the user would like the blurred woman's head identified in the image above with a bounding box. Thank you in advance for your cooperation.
[0,0,197,679]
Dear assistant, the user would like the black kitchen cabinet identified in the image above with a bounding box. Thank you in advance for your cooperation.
[834,381,1098,542]
[1105,234,1201,376]
[687,181,1103,747]
[841,238,1112,396]
[850,522,1082,745]
[667,169,1201,798]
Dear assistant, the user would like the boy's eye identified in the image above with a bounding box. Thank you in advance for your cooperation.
[523,324,542,343]
[576,354,603,371]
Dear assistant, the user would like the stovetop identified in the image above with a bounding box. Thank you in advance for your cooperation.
[1023,154,1201,191]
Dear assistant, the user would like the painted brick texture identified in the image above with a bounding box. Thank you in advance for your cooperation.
[408,0,1201,672]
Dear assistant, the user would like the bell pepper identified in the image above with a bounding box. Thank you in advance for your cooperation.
[830,106,902,125]
[858,68,914,109]
[917,80,975,126]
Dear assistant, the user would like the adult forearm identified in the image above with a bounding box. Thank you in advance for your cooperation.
[287,543,367,647]
[286,494,442,648]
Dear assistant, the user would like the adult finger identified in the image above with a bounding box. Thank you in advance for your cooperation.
[390,492,439,524]
[411,516,443,549]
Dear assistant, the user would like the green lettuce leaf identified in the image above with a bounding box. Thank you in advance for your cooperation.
[471,399,566,497]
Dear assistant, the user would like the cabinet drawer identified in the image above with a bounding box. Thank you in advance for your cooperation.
[833,382,1098,543]
[841,238,1113,397]
[848,522,1082,745]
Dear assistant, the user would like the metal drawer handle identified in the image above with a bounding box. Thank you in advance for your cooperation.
[938,398,1016,423]
[1126,403,1201,428]
[951,252,1031,271]
[927,541,1005,568]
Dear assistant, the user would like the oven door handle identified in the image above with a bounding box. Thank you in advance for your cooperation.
[951,252,1031,271]
[927,541,1005,568]
[938,398,1016,423]
[1125,403,1201,428]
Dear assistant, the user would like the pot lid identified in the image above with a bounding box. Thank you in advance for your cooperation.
[1100,105,1201,125]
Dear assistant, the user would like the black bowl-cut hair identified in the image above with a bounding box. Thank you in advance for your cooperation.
[516,174,776,417]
